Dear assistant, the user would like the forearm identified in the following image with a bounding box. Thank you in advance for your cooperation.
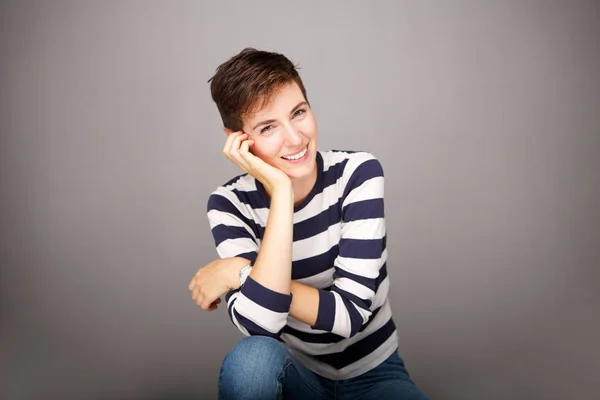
[289,281,319,326]
[292,277,374,338]
[249,186,294,294]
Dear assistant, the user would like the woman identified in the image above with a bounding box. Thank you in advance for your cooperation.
[189,48,429,400]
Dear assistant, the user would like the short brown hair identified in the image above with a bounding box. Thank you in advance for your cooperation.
[208,48,309,131]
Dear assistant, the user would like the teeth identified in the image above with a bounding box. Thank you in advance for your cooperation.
[282,147,307,160]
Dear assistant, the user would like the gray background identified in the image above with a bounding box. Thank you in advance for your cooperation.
[1,1,599,399]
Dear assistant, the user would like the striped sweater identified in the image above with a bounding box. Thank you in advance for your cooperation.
[207,150,398,380]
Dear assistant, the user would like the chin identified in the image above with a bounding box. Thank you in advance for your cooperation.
[283,157,317,181]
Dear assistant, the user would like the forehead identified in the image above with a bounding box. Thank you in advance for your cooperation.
[245,82,304,120]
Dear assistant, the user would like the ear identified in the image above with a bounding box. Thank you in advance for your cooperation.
[223,127,233,137]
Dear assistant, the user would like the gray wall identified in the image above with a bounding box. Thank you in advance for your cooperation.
[1,1,599,399]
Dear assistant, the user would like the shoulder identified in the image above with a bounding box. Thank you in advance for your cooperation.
[207,173,259,212]
[319,149,383,181]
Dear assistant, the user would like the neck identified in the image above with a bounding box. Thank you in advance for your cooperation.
[292,163,318,206]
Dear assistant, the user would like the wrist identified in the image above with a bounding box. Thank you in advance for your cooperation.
[270,184,294,203]
[265,179,292,198]
[228,257,251,290]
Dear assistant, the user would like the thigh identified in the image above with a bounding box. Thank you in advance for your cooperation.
[339,351,430,400]
[282,354,333,400]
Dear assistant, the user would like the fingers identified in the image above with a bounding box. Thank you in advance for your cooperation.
[239,139,255,161]
[222,131,237,161]
[189,258,236,311]
[189,278,222,311]
[222,131,245,159]
[230,134,251,169]
[207,298,222,312]
[224,131,241,152]
[222,130,239,153]
[192,286,200,304]
[223,131,252,172]
[198,292,220,311]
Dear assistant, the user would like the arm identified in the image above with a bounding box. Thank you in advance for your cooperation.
[249,185,294,295]
[288,154,386,338]
[203,131,296,338]
[206,187,294,339]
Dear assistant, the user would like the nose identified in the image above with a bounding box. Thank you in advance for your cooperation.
[283,124,303,147]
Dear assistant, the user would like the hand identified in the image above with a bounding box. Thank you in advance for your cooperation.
[188,257,249,311]
[223,131,291,195]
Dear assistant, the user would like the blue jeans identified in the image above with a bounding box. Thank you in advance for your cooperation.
[218,336,430,400]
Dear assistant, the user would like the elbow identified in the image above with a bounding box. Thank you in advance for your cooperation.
[342,299,373,338]
[315,290,373,338]
[345,311,372,338]
[330,307,372,339]
[244,322,286,340]
[233,307,288,339]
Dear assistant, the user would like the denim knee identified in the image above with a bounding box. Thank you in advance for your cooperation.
[218,336,288,400]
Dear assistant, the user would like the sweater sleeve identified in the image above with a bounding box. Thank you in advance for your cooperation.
[207,189,292,339]
[310,153,386,338]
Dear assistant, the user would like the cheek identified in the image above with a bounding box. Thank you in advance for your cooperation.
[303,116,318,139]
[251,139,281,161]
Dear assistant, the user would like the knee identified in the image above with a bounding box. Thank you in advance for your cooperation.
[222,336,287,373]
[218,336,288,399]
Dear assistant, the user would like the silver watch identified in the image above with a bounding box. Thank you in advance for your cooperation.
[239,264,252,286]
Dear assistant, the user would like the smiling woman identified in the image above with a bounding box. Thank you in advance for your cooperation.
[188,48,430,400]
[231,83,318,186]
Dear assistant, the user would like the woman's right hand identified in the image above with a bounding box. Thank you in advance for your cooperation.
[222,131,291,195]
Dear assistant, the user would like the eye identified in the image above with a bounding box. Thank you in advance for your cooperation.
[293,109,306,118]
[260,125,273,134]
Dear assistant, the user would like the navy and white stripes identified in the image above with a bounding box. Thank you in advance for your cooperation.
[207,150,398,380]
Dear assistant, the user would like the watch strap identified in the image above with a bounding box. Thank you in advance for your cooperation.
[239,264,252,286]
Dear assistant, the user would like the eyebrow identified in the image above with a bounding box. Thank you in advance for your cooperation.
[252,101,309,131]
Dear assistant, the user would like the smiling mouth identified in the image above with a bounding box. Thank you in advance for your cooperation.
[281,146,308,160]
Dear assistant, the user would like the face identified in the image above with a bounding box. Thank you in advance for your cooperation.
[238,82,318,182]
